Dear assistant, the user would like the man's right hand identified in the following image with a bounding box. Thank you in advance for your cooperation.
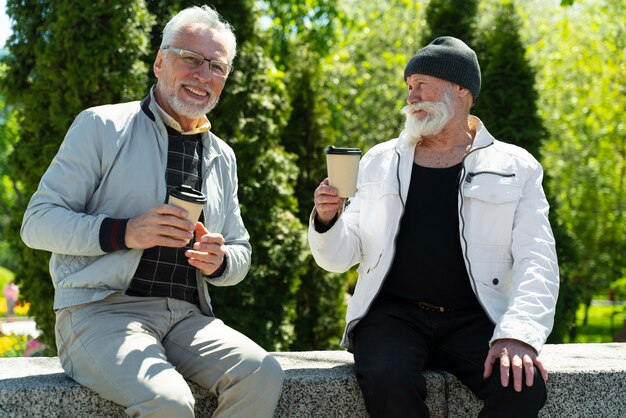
[125,204,196,249]
[314,178,345,226]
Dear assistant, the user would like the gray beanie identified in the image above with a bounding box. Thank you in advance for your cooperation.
[404,36,481,102]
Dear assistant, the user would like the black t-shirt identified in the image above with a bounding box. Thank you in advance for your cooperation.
[378,162,481,310]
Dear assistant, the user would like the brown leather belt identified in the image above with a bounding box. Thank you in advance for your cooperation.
[416,301,453,313]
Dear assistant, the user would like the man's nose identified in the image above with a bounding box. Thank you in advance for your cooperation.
[407,89,420,105]
[194,61,213,82]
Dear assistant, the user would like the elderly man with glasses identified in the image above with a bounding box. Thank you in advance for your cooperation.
[21,5,283,418]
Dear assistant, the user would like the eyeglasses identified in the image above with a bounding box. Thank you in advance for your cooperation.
[161,45,232,79]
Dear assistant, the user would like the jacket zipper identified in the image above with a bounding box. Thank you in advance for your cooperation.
[465,171,515,183]
[458,145,498,324]
[344,148,406,346]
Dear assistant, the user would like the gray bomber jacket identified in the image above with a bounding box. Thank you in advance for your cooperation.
[21,89,251,314]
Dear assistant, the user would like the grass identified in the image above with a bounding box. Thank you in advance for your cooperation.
[565,302,626,343]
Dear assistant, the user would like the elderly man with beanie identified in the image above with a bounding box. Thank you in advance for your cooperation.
[308,36,559,417]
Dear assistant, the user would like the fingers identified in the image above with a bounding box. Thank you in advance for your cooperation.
[125,204,196,249]
[534,356,549,382]
[487,339,545,392]
[499,351,511,388]
[483,351,495,379]
[186,247,225,275]
[523,354,535,388]
[186,226,226,275]
[314,178,344,223]
[194,221,210,237]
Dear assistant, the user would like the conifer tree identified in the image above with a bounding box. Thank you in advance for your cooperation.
[1,0,153,353]
[144,0,308,349]
[422,0,478,46]
[473,0,544,156]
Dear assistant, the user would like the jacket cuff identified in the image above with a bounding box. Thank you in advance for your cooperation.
[207,254,227,278]
[99,218,129,252]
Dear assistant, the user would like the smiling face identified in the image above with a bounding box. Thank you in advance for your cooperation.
[153,24,230,131]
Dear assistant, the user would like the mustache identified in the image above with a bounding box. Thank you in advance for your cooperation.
[401,101,443,117]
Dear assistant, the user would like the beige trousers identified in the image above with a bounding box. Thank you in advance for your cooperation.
[55,293,284,418]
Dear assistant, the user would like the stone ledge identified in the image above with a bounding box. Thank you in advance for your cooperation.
[1,343,625,417]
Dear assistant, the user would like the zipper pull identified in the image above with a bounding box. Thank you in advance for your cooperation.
[465,172,475,183]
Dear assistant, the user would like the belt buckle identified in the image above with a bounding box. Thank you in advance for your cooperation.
[418,302,447,313]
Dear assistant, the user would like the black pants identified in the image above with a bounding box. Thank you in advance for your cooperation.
[352,298,547,418]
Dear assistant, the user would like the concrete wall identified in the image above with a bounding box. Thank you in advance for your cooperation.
[1,344,626,417]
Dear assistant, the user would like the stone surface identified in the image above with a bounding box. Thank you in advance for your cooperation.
[1,344,626,417]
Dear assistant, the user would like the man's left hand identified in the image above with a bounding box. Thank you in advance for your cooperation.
[483,338,548,392]
[185,222,226,276]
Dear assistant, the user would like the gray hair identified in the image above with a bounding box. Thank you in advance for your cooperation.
[160,5,237,64]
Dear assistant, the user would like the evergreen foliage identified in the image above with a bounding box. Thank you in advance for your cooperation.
[422,0,478,46]
[526,0,625,340]
[474,1,578,342]
[1,0,153,354]
[279,48,346,350]
[318,0,423,151]
[0,91,19,272]
[206,42,307,350]
[1,0,620,353]
[144,0,345,351]
[0,0,345,353]
[261,0,348,349]
[473,0,544,156]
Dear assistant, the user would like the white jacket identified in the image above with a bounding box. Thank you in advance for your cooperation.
[308,117,559,353]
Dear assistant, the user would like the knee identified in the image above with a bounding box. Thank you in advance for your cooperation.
[254,355,284,389]
[125,386,195,418]
[357,361,425,398]
[488,366,547,405]
[230,353,284,393]
[154,394,195,418]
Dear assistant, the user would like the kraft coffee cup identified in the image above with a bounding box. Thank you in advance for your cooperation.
[325,146,362,198]
[168,185,207,223]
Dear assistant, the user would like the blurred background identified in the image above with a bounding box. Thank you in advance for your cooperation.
[0,0,625,356]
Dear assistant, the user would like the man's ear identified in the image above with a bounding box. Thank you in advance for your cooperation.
[457,85,470,99]
[153,51,164,79]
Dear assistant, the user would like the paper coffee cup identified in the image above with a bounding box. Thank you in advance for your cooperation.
[167,185,207,223]
[325,146,362,198]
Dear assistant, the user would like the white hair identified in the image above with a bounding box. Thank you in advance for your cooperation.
[401,84,455,145]
[160,5,237,64]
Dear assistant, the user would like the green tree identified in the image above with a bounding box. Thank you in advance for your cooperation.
[473,0,544,156]
[524,0,626,339]
[256,0,347,349]
[319,0,424,152]
[474,1,579,342]
[422,0,478,46]
[147,0,311,350]
[279,48,347,349]
[0,80,20,272]
[1,0,154,353]
[207,43,306,349]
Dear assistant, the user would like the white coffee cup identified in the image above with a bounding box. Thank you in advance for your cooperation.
[326,146,362,198]
[168,185,207,223]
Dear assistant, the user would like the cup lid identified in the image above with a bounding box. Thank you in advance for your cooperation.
[326,145,362,155]
[169,185,207,203]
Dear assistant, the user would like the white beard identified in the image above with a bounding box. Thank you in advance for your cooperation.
[400,87,454,145]
[163,82,217,119]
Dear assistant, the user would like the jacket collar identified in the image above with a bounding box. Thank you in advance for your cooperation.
[468,115,495,151]
[392,115,495,204]
[142,87,220,167]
